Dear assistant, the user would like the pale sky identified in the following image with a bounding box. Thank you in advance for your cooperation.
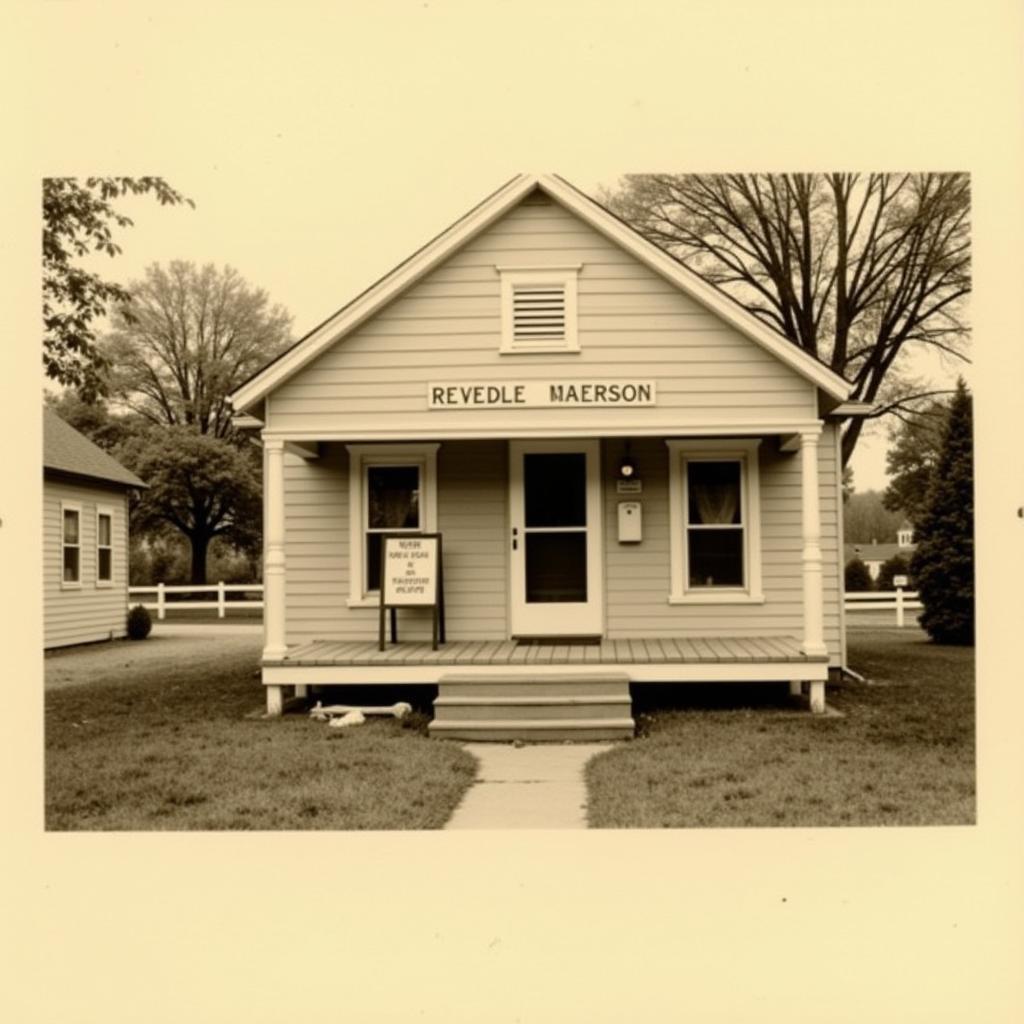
[57,170,967,494]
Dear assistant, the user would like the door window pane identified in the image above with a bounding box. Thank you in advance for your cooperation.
[525,532,587,603]
[524,453,586,528]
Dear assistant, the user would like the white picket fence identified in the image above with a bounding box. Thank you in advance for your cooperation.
[844,589,921,627]
[129,583,264,619]
[129,581,919,626]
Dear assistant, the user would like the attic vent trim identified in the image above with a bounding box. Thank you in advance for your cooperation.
[496,264,581,354]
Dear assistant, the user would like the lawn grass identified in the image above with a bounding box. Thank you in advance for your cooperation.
[45,644,476,830]
[585,627,975,828]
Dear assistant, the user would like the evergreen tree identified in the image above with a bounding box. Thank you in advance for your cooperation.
[910,379,974,643]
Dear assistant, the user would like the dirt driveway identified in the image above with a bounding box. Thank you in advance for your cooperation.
[45,627,263,690]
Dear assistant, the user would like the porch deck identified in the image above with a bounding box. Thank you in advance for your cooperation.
[261,635,829,686]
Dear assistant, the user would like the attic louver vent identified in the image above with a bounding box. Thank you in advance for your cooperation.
[512,284,566,343]
[497,264,581,353]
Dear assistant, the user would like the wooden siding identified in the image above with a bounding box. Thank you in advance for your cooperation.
[281,430,843,665]
[283,441,507,645]
[43,477,130,649]
[266,196,818,436]
[602,424,843,665]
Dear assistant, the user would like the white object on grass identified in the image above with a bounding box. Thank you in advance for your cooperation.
[310,700,413,722]
[328,710,366,728]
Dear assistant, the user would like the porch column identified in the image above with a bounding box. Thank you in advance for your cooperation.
[799,427,827,660]
[263,437,287,676]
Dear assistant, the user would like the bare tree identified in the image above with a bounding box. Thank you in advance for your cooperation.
[602,174,971,465]
[104,260,292,438]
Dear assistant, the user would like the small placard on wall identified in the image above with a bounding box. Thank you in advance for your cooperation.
[616,478,642,495]
[382,535,439,606]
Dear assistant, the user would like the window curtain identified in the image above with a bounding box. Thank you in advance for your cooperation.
[693,484,737,525]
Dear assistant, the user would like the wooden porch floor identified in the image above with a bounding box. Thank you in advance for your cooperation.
[264,635,826,668]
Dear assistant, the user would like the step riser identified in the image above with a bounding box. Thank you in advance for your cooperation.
[438,681,630,699]
[435,702,632,721]
[430,725,634,743]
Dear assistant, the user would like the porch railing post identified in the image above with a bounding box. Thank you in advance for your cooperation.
[896,586,904,628]
[799,427,827,659]
[157,582,166,620]
[217,580,226,618]
[263,437,287,664]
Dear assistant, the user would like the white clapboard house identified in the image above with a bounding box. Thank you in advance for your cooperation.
[231,174,865,737]
[44,408,146,649]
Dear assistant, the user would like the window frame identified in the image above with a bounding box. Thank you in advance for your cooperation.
[346,443,439,608]
[666,439,764,605]
[60,501,83,589]
[96,506,114,587]
[496,264,581,354]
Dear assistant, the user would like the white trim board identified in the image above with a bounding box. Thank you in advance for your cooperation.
[231,174,852,413]
[262,660,829,686]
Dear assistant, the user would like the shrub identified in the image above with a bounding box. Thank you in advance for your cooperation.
[126,604,153,641]
[844,557,873,592]
[877,554,911,591]
[911,378,974,644]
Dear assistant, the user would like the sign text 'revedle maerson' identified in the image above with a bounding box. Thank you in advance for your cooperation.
[427,380,656,409]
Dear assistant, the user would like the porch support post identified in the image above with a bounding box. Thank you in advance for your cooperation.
[799,427,828,661]
[263,438,288,670]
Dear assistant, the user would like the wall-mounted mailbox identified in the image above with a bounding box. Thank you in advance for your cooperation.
[617,501,642,543]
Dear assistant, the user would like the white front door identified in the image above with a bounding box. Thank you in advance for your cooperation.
[509,440,604,637]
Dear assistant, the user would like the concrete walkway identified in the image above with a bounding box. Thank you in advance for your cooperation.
[445,743,613,829]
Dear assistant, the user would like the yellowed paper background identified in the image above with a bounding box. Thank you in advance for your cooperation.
[3,2,1022,1020]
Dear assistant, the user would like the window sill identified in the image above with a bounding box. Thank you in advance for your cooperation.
[96,581,114,589]
[347,597,381,609]
[498,346,580,356]
[60,582,82,591]
[668,592,765,606]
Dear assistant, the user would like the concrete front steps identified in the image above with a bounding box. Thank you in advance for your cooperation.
[429,672,635,742]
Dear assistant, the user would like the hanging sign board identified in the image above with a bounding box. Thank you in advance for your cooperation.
[428,379,656,409]
[893,575,909,588]
[379,533,445,650]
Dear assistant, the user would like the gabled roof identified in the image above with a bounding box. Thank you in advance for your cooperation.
[43,408,146,489]
[230,173,852,413]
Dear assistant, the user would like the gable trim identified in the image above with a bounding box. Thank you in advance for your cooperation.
[230,173,851,413]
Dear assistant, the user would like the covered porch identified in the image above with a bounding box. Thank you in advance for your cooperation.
[262,634,830,720]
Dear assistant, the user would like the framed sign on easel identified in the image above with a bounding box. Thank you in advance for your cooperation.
[378,533,446,651]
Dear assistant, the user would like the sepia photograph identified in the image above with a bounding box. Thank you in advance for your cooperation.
[4,2,1022,1022]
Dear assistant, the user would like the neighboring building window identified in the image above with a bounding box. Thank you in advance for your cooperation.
[96,507,114,585]
[497,265,581,354]
[346,444,439,606]
[666,440,763,604]
[61,503,82,587]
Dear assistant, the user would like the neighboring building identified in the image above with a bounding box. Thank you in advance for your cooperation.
[43,408,146,649]
[844,523,916,582]
[231,173,867,731]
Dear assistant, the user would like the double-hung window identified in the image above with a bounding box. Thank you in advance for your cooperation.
[61,502,82,587]
[346,444,438,606]
[666,440,763,604]
[96,507,114,585]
